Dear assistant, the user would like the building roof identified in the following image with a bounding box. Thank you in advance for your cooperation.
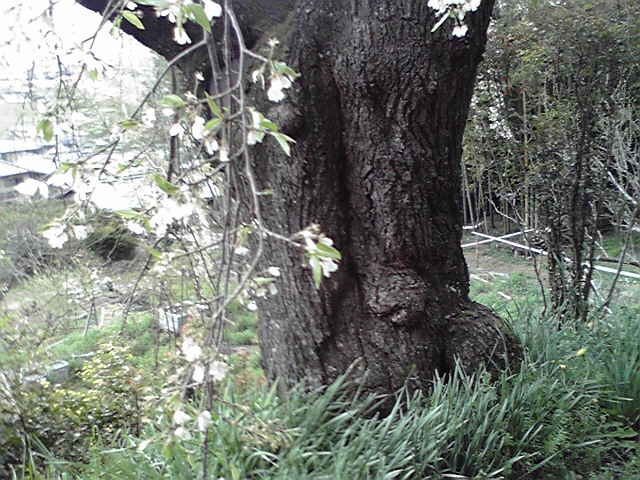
[0,158,57,177]
[0,139,53,154]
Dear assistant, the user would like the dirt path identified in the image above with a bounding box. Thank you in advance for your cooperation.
[463,242,547,281]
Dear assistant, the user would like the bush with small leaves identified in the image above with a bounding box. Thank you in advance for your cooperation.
[84,211,140,261]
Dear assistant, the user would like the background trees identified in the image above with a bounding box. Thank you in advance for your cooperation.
[464,0,640,320]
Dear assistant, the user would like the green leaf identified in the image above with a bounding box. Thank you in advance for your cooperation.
[88,69,98,81]
[119,119,140,129]
[269,132,295,156]
[152,174,179,196]
[161,94,186,109]
[148,248,162,259]
[310,256,322,288]
[59,162,75,173]
[260,119,279,131]
[431,11,450,33]
[316,243,342,260]
[205,118,222,130]
[272,61,299,79]
[185,4,211,33]
[37,118,54,142]
[122,11,145,30]
[207,96,223,119]
[115,210,140,220]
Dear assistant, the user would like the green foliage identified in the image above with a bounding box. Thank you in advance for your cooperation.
[1,342,147,476]
[0,200,66,290]
[224,302,258,345]
[29,354,637,479]
[84,211,139,261]
[464,0,640,320]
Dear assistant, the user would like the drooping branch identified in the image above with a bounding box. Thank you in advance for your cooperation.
[75,0,296,65]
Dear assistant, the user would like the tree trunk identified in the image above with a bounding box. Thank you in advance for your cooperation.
[77,0,520,397]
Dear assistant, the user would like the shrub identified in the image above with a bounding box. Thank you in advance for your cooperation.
[84,211,139,261]
[0,200,65,292]
[0,342,146,475]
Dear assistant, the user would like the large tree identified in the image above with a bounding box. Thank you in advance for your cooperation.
[77,0,519,396]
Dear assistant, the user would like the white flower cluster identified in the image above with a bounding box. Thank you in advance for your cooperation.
[250,42,299,104]
[180,337,228,384]
[299,226,341,287]
[427,0,481,14]
[428,0,482,37]
[126,0,222,45]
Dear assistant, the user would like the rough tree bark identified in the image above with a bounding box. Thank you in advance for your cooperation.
[77,0,520,397]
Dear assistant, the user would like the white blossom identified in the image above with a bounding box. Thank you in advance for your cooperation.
[197,410,212,432]
[203,0,222,20]
[72,225,89,240]
[193,360,227,383]
[267,266,281,277]
[157,1,180,23]
[247,109,265,145]
[141,107,156,127]
[174,426,190,439]
[205,138,219,155]
[267,74,292,102]
[173,409,191,425]
[251,69,265,88]
[234,246,249,256]
[192,363,206,383]
[452,24,468,37]
[428,0,481,38]
[209,361,227,382]
[170,122,185,137]
[174,27,192,45]
[14,178,49,198]
[181,337,202,362]
[219,146,229,162]
[126,221,146,235]
[191,116,206,140]
[42,224,68,249]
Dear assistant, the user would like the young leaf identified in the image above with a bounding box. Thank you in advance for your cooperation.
[207,96,223,119]
[272,61,300,79]
[260,119,279,131]
[186,4,211,33]
[431,11,450,33]
[122,11,145,30]
[115,210,141,220]
[205,118,222,130]
[59,162,75,173]
[161,94,186,109]
[37,118,54,142]
[119,119,140,129]
[269,132,295,156]
[152,174,179,196]
[310,256,322,288]
[316,243,342,260]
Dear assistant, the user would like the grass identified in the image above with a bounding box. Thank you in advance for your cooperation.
[10,292,640,479]
[4,230,640,479]
[224,303,258,345]
[21,342,640,479]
